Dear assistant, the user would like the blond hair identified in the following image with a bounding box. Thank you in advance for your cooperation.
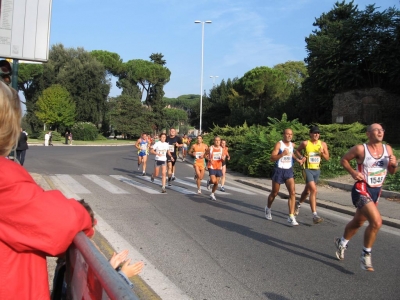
[0,81,22,156]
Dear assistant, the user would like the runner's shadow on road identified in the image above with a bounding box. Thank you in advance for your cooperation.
[186,194,267,221]
[201,216,354,275]
[264,293,291,300]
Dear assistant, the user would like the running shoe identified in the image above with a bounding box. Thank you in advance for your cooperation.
[313,215,323,224]
[360,252,374,272]
[210,194,216,201]
[197,189,201,194]
[183,158,185,162]
[220,186,225,192]
[206,179,211,190]
[334,237,347,260]
[265,207,272,220]
[168,182,172,186]
[287,217,299,226]
[151,174,154,182]
[142,172,146,176]
[172,176,176,181]
[161,187,166,193]
[294,202,301,216]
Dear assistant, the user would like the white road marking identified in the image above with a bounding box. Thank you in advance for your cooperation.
[135,175,197,195]
[56,174,91,194]
[184,177,256,195]
[83,174,129,194]
[110,175,160,194]
[49,175,78,199]
[95,214,192,300]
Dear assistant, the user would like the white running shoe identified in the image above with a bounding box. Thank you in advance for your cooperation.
[210,194,216,201]
[360,252,374,271]
[197,189,201,194]
[265,207,272,220]
[334,237,347,260]
[287,217,299,226]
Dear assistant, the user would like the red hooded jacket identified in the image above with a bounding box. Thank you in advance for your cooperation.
[0,157,93,299]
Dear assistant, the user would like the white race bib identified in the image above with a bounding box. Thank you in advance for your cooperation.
[213,152,222,160]
[158,150,166,156]
[183,143,188,148]
[169,145,175,152]
[366,167,386,187]
[140,144,147,150]
[308,152,321,164]
[195,152,203,159]
[281,156,291,163]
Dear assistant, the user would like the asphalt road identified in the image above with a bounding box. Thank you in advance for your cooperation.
[25,146,400,300]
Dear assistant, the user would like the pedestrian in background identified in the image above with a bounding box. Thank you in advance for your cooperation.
[69,132,73,145]
[44,131,50,146]
[65,130,69,144]
[16,128,28,166]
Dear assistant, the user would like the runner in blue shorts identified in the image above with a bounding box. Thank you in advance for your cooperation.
[334,123,398,271]
[265,129,303,226]
[135,133,150,176]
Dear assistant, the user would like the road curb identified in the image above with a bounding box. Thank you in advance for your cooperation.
[326,180,400,198]
[235,179,400,230]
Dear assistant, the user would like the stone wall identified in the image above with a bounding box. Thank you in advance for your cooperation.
[332,88,400,143]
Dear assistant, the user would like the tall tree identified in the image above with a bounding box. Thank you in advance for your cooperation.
[35,84,76,130]
[302,1,400,123]
[108,95,152,138]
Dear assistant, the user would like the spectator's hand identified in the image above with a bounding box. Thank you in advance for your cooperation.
[110,250,129,269]
[121,259,144,277]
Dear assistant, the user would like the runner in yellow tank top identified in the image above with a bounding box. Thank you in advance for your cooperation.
[295,126,330,224]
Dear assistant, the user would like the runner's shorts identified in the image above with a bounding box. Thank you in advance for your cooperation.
[167,155,177,166]
[351,181,381,209]
[155,160,166,167]
[209,169,223,177]
[303,169,320,183]
[138,150,148,157]
[272,167,294,184]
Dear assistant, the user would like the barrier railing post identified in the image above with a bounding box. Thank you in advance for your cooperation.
[62,232,139,300]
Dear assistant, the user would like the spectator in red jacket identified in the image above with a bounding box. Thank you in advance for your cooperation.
[0,81,94,299]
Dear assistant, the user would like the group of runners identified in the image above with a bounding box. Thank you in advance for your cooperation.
[135,129,229,198]
[265,124,398,272]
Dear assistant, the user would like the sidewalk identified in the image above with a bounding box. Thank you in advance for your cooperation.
[224,170,400,229]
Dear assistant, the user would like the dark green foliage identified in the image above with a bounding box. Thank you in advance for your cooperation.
[204,117,367,179]
[71,122,99,141]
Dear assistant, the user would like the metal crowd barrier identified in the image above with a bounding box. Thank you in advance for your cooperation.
[55,232,139,299]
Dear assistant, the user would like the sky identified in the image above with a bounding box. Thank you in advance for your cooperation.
[50,0,397,98]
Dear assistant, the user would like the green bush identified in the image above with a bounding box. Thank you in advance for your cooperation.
[96,134,108,140]
[71,122,99,141]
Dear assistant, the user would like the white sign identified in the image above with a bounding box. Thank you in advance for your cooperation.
[0,0,53,62]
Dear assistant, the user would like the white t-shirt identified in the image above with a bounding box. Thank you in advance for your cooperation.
[152,141,170,161]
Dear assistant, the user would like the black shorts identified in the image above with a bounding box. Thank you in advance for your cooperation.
[155,160,166,167]
[222,160,226,167]
[167,155,177,166]
[271,167,294,184]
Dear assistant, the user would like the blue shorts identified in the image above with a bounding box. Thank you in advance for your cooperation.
[209,169,223,177]
[351,181,381,209]
[138,151,147,157]
[303,169,320,183]
[271,167,294,184]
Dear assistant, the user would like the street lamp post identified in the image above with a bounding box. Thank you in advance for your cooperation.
[195,20,212,135]
[210,75,219,87]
